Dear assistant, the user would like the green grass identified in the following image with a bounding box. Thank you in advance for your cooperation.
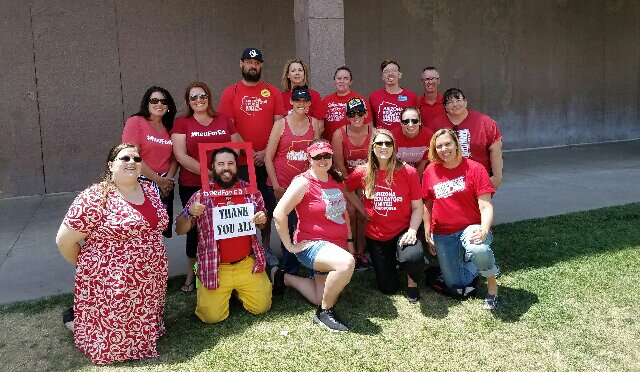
[1,203,639,371]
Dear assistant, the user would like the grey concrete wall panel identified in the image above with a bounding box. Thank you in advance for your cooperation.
[565,0,606,145]
[295,0,345,97]
[115,0,198,118]
[193,1,295,105]
[31,0,123,193]
[603,1,640,141]
[0,1,45,198]
[497,1,568,149]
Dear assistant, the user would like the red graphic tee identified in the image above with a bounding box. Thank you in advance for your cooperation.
[422,158,495,235]
[345,164,422,241]
[368,89,419,131]
[315,91,372,140]
[121,116,173,174]
[270,117,314,188]
[391,127,434,168]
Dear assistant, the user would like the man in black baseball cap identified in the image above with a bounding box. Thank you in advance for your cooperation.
[241,47,264,62]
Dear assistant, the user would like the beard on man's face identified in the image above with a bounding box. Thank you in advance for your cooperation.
[241,66,262,83]
[213,169,238,189]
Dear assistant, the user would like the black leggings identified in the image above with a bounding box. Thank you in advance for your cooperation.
[179,185,201,258]
[366,230,425,294]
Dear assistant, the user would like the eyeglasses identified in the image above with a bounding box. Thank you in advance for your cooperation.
[422,77,439,82]
[189,93,209,101]
[117,155,142,163]
[445,98,465,106]
[149,98,168,105]
[346,111,366,118]
[373,141,393,148]
[383,69,399,75]
[311,153,332,160]
[401,119,420,125]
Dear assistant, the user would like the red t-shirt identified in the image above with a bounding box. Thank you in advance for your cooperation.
[121,116,173,174]
[339,125,371,174]
[212,189,253,263]
[270,117,314,188]
[127,193,160,229]
[172,114,237,187]
[422,158,495,235]
[368,88,419,131]
[315,91,372,140]
[429,110,502,173]
[418,93,445,131]
[345,164,422,241]
[391,127,433,168]
[294,170,348,249]
[282,88,322,119]
[217,81,286,163]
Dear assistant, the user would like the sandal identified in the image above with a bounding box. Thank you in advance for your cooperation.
[269,266,286,295]
[181,279,195,293]
[482,294,499,310]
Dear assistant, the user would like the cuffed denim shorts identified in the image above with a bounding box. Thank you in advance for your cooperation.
[295,240,330,275]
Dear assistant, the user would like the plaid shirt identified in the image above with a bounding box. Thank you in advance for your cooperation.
[177,179,267,290]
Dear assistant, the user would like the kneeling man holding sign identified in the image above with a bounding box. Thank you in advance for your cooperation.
[176,147,271,323]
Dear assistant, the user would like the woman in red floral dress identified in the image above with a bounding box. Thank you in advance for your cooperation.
[56,143,169,365]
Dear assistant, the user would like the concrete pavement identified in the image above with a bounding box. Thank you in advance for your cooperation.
[1,140,639,305]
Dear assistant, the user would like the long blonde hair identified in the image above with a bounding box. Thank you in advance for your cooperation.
[363,128,403,199]
[281,59,310,90]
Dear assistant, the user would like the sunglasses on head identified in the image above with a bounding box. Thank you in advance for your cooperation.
[311,153,333,160]
[401,118,420,125]
[118,155,142,163]
[189,93,209,101]
[346,111,366,118]
[373,140,393,148]
[148,98,168,105]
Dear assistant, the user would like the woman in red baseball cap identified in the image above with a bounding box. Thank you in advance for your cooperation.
[272,139,355,332]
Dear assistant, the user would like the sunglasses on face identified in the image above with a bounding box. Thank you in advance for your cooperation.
[189,93,209,101]
[117,155,142,163]
[347,111,366,118]
[311,153,333,160]
[148,98,168,105]
[373,140,393,148]
[401,119,420,125]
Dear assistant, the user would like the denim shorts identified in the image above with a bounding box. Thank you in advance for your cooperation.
[295,240,330,275]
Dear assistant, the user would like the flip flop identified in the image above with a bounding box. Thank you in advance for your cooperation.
[181,280,195,293]
[482,294,499,310]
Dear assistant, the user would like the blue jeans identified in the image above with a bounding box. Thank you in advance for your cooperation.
[432,224,499,292]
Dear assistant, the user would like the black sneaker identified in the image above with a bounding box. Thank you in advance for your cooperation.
[406,286,420,304]
[269,266,286,296]
[314,307,349,332]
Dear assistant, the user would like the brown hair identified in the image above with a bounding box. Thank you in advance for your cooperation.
[399,106,422,130]
[363,128,402,199]
[428,128,463,164]
[184,81,217,118]
[281,59,310,91]
[97,143,139,207]
[381,60,401,72]
[307,139,344,182]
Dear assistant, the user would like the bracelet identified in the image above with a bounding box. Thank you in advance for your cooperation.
[183,206,194,219]
[347,238,354,242]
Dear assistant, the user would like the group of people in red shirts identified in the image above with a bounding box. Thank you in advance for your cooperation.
[56,46,504,364]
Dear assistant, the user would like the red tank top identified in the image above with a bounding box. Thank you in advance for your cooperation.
[127,193,159,229]
[270,117,314,188]
[294,170,348,249]
[341,125,371,174]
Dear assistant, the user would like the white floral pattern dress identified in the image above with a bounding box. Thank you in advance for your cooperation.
[63,181,168,365]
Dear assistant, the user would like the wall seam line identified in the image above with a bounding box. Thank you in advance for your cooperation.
[113,0,125,124]
[28,1,46,195]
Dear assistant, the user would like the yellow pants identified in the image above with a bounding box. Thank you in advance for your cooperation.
[195,256,272,323]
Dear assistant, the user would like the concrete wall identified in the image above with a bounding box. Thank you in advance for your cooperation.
[345,0,640,150]
[0,0,294,198]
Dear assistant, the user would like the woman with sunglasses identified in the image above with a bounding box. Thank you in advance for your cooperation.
[422,129,500,309]
[172,81,243,292]
[332,97,372,270]
[281,59,322,118]
[122,86,177,238]
[390,107,434,178]
[265,85,321,274]
[271,140,355,332]
[344,128,425,303]
[56,143,170,364]
[429,88,503,189]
